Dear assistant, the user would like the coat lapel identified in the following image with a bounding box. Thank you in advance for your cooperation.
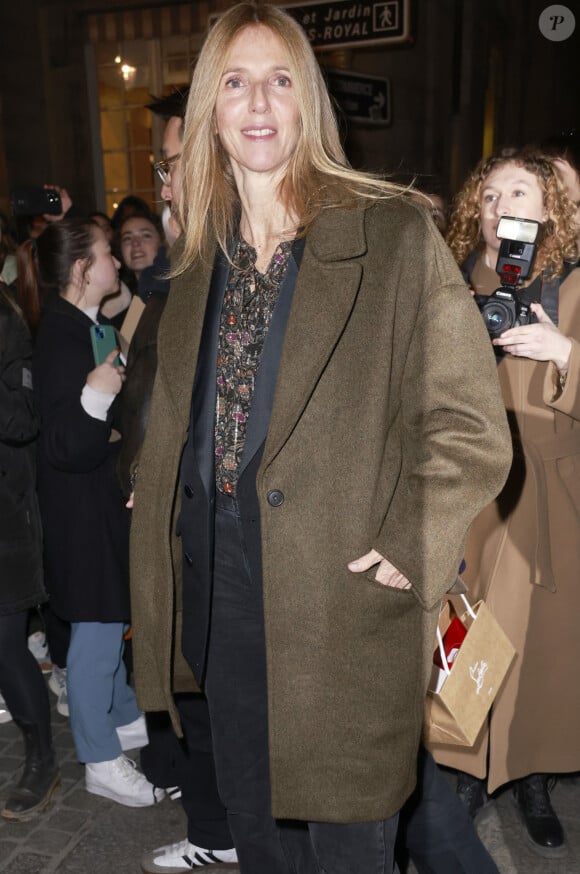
[261,206,367,468]
[160,209,367,465]
[192,250,231,496]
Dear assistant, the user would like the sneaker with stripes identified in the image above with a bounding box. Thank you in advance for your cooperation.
[141,838,238,871]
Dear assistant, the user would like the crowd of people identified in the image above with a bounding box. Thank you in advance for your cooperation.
[1,3,579,873]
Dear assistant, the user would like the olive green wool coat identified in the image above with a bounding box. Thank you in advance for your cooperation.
[129,198,511,822]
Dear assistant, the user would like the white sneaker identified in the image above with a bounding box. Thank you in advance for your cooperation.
[0,692,12,724]
[27,631,53,673]
[86,755,164,807]
[48,665,69,717]
[141,837,239,871]
[116,714,149,750]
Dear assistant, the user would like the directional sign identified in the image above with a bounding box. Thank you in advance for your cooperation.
[326,69,391,124]
[208,1,410,51]
[286,0,411,50]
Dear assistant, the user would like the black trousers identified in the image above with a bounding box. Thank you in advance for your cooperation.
[140,693,232,849]
[0,610,52,731]
[400,747,499,874]
[203,493,399,874]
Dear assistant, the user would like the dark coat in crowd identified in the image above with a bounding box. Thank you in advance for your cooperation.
[34,295,130,623]
[117,249,170,497]
[0,286,44,615]
[130,200,512,822]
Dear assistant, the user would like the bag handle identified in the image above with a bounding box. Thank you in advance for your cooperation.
[460,593,477,620]
[436,593,478,676]
[436,625,451,676]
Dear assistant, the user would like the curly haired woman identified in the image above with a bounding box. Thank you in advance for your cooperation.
[432,151,580,856]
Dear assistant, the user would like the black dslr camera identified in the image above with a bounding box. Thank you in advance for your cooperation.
[474,216,540,339]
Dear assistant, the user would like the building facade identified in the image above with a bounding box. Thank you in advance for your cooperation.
[0,0,576,220]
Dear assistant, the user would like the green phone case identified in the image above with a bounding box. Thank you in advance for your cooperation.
[90,324,120,367]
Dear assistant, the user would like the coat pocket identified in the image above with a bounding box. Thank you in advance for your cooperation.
[361,567,416,614]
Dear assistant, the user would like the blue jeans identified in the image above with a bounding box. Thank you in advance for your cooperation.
[68,621,140,763]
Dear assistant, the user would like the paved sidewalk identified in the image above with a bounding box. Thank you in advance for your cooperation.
[0,681,579,873]
[0,687,200,874]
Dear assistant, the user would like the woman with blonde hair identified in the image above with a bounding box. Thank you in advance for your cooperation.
[129,4,510,872]
[434,151,580,855]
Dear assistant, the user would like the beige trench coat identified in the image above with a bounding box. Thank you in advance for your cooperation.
[129,200,511,821]
[432,257,580,792]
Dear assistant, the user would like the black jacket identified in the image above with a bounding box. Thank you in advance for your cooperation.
[0,287,45,614]
[117,248,170,496]
[34,295,130,622]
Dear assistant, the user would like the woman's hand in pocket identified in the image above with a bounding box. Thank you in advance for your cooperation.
[348,549,412,589]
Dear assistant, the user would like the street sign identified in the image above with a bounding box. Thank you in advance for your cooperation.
[286,0,411,50]
[326,69,391,124]
[209,1,411,51]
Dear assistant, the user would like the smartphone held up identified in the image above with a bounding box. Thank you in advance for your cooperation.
[90,324,121,367]
[11,187,62,217]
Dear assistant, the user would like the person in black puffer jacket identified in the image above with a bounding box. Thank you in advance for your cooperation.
[0,282,60,821]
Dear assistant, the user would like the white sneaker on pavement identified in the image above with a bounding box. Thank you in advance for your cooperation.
[141,838,238,872]
[116,713,149,750]
[48,665,69,717]
[85,754,164,807]
[27,631,53,673]
[0,692,12,724]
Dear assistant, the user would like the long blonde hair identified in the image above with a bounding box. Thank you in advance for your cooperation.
[446,151,578,278]
[175,2,407,274]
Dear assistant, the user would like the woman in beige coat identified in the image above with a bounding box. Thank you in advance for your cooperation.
[434,151,580,856]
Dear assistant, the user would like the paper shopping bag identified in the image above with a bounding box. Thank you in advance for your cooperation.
[423,597,515,747]
[119,295,146,354]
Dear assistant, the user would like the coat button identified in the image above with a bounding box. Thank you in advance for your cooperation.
[267,489,284,507]
[184,484,194,499]
[184,551,193,566]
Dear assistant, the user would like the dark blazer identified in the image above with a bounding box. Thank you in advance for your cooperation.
[0,288,44,615]
[130,199,512,822]
[34,295,130,622]
[178,242,302,681]
[117,248,170,496]
[117,291,168,497]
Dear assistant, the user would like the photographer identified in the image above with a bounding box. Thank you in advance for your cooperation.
[434,151,580,855]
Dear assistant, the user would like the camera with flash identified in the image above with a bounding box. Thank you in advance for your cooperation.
[474,216,540,339]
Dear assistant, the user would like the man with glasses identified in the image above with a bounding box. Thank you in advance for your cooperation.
[119,89,237,873]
